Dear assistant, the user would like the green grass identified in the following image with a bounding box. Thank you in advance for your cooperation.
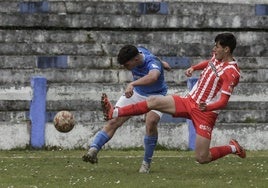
[0,150,267,188]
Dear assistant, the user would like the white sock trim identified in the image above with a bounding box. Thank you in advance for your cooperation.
[230,145,236,153]
[112,108,118,118]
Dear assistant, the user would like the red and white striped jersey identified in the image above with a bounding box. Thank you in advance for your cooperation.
[189,58,240,107]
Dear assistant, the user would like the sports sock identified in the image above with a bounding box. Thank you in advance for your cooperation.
[143,135,158,164]
[90,130,110,151]
[210,146,232,161]
[230,144,236,153]
[118,101,149,117]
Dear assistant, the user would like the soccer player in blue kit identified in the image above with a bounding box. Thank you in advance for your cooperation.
[82,45,170,173]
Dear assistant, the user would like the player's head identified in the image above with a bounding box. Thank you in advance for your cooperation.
[214,33,236,54]
[117,45,139,65]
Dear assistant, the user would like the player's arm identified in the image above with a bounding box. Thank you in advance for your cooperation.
[185,60,209,77]
[199,71,238,111]
[133,69,160,86]
[124,69,160,98]
[161,60,172,71]
[192,60,209,70]
[155,56,171,71]
[199,93,230,111]
[158,57,171,71]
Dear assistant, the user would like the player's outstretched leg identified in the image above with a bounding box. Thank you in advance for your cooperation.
[101,93,114,121]
[229,139,246,158]
[82,130,111,164]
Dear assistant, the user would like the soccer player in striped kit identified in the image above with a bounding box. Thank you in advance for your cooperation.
[103,33,246,164]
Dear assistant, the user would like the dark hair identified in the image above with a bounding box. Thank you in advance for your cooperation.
[215,33,237,53]
[117,45,139,65]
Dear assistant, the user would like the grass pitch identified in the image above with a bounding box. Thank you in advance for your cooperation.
[0,150,267,188]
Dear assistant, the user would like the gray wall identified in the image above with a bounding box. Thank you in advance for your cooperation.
[0,0,267,150]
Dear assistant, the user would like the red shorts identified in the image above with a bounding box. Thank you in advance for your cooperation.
[172,95,218,139]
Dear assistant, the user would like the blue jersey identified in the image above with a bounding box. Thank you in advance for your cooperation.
[131,47,168,96]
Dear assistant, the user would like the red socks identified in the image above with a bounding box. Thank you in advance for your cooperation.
[118,101,150,117]
[210,146,232,161]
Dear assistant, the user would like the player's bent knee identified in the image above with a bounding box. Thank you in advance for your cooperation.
[146,118,159,126]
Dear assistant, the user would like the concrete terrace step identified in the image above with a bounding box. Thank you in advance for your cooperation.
[0,1,266,29]
[0,83,267,101]
[0,83,267,123]
[0,55,267,70]
[1,98,266,124]
[0,108,267,125]
[0,1,263,14]
[0,69,267,85]
[0,31,267,57]
[0,0,266,4]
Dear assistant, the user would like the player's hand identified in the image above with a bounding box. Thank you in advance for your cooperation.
[162,61,172,71]
[185,67,194,77]
[125,83,134,98]
[198,102,207,111]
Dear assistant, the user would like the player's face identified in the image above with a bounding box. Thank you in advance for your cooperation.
[213,42,226,61]
[123,59,136,70]
[123,55,140,70]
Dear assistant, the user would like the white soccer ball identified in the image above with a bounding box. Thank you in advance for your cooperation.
[53,111,75,133]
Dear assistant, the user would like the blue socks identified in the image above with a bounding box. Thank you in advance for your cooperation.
[90,130,110,151]
[90,131,157,163]
[143,135,158,164]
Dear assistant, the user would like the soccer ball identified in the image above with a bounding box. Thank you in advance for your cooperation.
[53,111,75,133]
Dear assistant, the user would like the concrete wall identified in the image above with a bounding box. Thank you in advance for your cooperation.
[0,0,267,150]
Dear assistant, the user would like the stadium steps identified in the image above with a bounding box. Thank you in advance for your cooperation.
[0,0,267,149]
[0,83,267,124]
